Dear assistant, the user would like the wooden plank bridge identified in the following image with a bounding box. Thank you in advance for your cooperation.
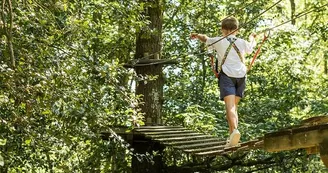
[102,116,328,168]
[130,126,264,156]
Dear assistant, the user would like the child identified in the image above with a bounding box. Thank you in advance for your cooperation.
[190,17,256,147]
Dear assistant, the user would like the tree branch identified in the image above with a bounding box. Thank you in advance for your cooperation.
[1,0,15,68]
[7,0,15,68]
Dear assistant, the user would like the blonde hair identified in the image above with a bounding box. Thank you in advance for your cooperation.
[221,17,239,31]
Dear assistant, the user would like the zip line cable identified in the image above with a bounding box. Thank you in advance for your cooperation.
[206,0,282,48]
[184,3,328,59]
[216,0,259,24]
[264,3,328,32]
[132,0,262,62]
[129,2,328,67]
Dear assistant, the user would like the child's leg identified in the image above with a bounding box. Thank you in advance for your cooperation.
[235,96,241,129]
[224,95,238,134]
[224,95,241,146]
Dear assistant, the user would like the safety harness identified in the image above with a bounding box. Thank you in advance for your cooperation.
[210,37,243,78]
[210,32,269,79]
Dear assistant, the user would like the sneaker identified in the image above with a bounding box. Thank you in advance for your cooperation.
[229,129,241,146]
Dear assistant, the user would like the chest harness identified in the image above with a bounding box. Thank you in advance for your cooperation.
[209,32,269,79]
[210,37,243,78]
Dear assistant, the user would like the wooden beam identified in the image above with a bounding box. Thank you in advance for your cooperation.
[301,115,328,126]
[149,132,203,139]
[136,126,183,129]
[155,135,214,142]
[264,124,328,152]
[174,141,226,150]
[134,127,187,132]
[185,145,225,153]
[142,130,195,135]
[163,138,223,146]
[195,149,225,156]
[305,146,319,155]
[320,138,328,168]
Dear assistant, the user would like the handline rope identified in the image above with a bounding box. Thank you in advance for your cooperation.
[266,3,328,31]
[246,3,328,72]
[247,30,270,72]
[130,0,262,66]
[206,0,283,48]
[128,3,327,67]
[204,3,328,78]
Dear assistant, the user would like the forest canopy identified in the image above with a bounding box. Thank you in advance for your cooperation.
[0,0,327,172]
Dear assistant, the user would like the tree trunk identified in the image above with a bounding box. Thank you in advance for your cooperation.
[290,0,296,25]
[135,0,163,126]
[325,51,328,74]
[1,0,15,68]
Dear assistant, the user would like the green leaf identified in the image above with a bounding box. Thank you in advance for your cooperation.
[0,155,3,166]
[0,139,6,146]
[25,139,31,145]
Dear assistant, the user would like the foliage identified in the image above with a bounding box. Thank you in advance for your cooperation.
[0,0,327,172]
[1,0,144,172]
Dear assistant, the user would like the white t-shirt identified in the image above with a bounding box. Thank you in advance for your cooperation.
[206,35,256,78]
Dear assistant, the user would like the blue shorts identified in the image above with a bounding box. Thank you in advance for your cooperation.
[218,72,246,101]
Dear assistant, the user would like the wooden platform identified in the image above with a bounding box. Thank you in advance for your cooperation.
[130,126,263,156]
[102,116,328,167]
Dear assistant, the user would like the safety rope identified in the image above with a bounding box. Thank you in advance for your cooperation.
[207,0,283,48]
[247,30,270,72]
[129,0,275,66]
[128,3,328,67]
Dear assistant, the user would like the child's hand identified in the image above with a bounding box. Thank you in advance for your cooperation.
[249,33,256,41]
[190,33,198,39]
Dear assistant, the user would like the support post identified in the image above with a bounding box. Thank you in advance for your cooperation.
[320,138,328,168]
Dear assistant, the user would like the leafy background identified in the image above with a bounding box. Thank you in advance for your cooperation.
[0,0,327,172]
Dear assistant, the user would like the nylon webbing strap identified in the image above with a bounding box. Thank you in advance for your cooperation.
[216,38,244,73]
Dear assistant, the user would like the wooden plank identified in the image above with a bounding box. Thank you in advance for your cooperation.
[264,124,328,152]
[174,141,226,150]
[222,144,241,152]
[143,130,195,135]
[136,126,183,129]
[185,145,225,153]
[154,135,214,142]
[148,132,203,139]
[253,140,264,148]
[194,149,225,156]
[134,127,187,132]
[240,139,264,149]
[163,138,223,146]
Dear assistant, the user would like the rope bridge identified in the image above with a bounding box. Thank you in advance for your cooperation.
[132,126,263,156]
[102,116,328,167]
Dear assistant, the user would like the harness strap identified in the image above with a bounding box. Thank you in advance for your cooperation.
[216,38,243,75]
[209,32,269,78]
[248,31,270,71]
[209,54,219,78]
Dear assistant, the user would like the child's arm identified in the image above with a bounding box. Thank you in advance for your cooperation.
[245,33,257,54]
[249,33,256,47]
[190,33,208,43]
